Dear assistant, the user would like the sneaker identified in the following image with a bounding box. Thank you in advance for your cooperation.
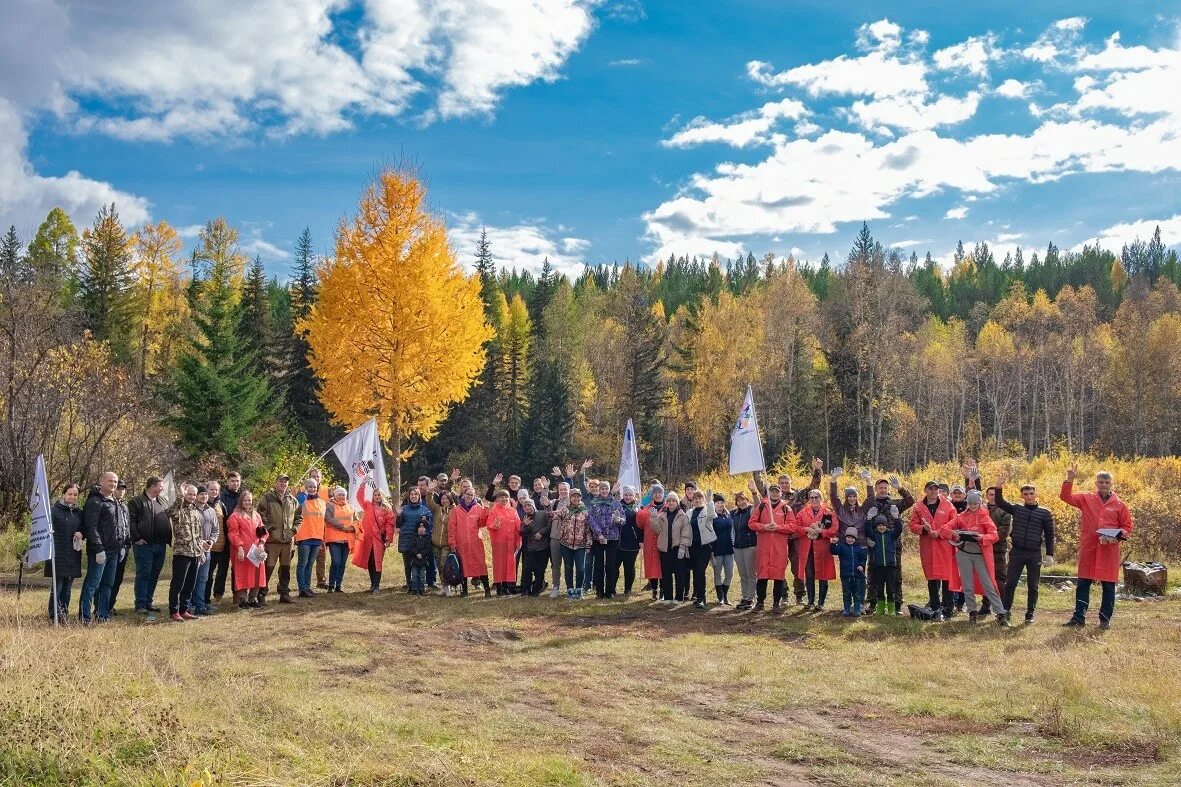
[771,602,783,614]
[255,598,266,608]
[279,595,293,604]
[147,605,162,613]
[802,603,813,611]
[751,601,764,612]
[968,612,978,623]
[842,610,852,617]
[135,607,148,615]
[1098,619,1111,630]
[651,590,658,600]
[550,587,562,599]
[298,590,313,598]
[1024,613,1034,625]
[852,609,862,617]
[195,607,214,616]
[317,581,329,590]
[1062,618,1085,628]
[694,600,706,609]
[997,614,1010,627]
[171,612,184,622]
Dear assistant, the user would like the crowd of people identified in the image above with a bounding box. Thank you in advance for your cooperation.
[44,458,1133,629]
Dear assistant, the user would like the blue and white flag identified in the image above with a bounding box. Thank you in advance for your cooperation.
[729,385,766,475]
[25,454,54,567]
[332,418,390,504]
[618,419,641,492]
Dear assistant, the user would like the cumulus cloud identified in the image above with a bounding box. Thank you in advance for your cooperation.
[1072,215,1181,252]
[449,212,588,278]
[933,35,998,77]
[645,17,1181,262]
[662,98,808,148]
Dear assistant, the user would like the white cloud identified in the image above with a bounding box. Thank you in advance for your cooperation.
[662,98,808,148]
[1072,215,1181,252]
[944,206,969,220]
[933,35,997,77]
[608,58,642,67]
[240,224,291,261]
[0,99,149,235]
[1056,17,1088,31]
[890,239,930,248]
[848,91,980,131]
[995,79,1030,98]
[747,50,926,99]
[1077,33,1178,71]
[855,19,903,52]
[1021,17,1087,63]
[449,212,588,277]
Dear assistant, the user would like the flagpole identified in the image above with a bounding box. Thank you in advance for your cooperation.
[49,544,59,627]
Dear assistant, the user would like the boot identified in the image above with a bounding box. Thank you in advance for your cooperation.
[875,601,887,615]
[997,613,1010,627]
[981,599,992,615]
[969,611,978,623]
[752,600,764,612]
[721,585,730,605]
[771,601,783,614]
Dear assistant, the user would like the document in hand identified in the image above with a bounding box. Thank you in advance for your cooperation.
[953,530,980,541]
[1096,527,1125,539]
[247,543,266,566]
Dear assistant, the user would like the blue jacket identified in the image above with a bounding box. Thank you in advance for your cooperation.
[711,513,735,556]
[731,506,756,549]
[588,495,624,541]
[830,539,868,577]
[866,518,903,567]
[397,502,434,552]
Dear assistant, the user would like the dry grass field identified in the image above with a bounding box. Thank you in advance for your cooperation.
[1,560,1179,787]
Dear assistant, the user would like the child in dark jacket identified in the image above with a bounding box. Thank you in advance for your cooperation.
[830,527,869,616]
[408,523,432,595]
[866,512,903,615]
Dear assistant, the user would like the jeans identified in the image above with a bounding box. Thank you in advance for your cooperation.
[168,554,199,614]
[549,538,563,590]
[841,572,866,613]
[560,545,587,591]
[409,564,427,594]
[49,577,74,622]
[132,542,167,611]
[189,556,212,612]
[756,578,786,605]
[80,550,117,621]
[1073,578,1117,624]
[711,553,734,589]
[592,540,619,596]
[326,542,349,590]
[296,540,323,592]
[1002,548,1042,617]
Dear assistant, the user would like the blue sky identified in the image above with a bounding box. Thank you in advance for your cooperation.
[2,0,1179,279]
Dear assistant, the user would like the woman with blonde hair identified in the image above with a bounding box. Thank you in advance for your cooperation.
[352,482,397,592]
[226,490,268,608]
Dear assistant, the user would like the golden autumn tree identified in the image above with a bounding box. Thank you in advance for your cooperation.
[130,220,189,378]
[299,169,493,491]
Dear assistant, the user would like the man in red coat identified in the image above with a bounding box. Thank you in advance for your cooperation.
[1061,466,1133,629]
[746,473,793,613]
[908,481,959,621]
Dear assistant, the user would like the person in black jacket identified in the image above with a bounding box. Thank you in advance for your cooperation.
[128,477,172,614]
[615,486,643,596]
[407,523,433,595]
[518,498,552,596]
[731,491,756,610]
[79,472,120,623]
[107,480,131,615]
[46,483,84,623]
[993,479,1055,624]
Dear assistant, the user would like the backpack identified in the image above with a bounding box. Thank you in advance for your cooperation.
[441,552,463,586]
[907,603,938,621]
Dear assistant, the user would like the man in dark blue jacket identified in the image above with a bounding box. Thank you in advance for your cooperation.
[79,472,120,623]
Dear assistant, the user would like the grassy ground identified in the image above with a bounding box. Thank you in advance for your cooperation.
[1,560,1179,787]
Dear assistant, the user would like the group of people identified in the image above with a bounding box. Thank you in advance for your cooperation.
[44,458,1133,629]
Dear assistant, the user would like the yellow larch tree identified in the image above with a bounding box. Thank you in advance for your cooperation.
[299,169,493,491]
[130,220,189,378]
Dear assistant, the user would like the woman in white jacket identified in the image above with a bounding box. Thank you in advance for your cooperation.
[686,488,718,609]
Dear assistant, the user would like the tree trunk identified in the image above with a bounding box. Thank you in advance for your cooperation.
[388,425,402,496]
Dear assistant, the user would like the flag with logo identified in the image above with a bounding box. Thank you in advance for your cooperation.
[618,419,641,491]
[24,454,54,568]
[332,418,390,504]
[159,470,178,507]
[729,385,766,475]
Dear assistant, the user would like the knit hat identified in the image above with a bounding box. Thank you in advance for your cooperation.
[622,485,637,495]
[521,497,537,511]
[966,489,982,505]
[569,488,582,497]
[649,484,665,495]
[712,493,725,503]
[516,489,530,500]
[843,486,858,497]
[873,514,888,526]
[844,527,858,538]
[195,484,207,494]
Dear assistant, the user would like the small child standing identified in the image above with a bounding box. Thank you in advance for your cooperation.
[408,522,432,595]
[830,527,868,616]
[867,512,903,615]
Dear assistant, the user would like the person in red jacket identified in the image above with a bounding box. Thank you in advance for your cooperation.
[1061,465,1133,629]
[447,483,491,598]
[352,484,396,592]
[486,489,522,596]
[792,491,838,611]
[746,473,792,613]
[908,481,959,621]
[226,490,267,609]
[941,490,1008,626]
[637,484,665,599]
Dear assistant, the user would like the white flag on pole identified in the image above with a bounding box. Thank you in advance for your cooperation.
[729,385,767,475]
[618,419,641,491]
[159,470,178,508]
[332,418,390,504]
[25,454,54,568]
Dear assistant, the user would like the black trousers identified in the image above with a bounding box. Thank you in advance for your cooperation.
[927,578,952,614]
[592,540,620,597]
[168,555,198,614]
[615,549,638,594]
[402,551,414,587]
[367,552,381,589]
[659,550,688,600]
[1002,548,1042,616]
[803,551,829,606]
[689,544,712,603]
[208,547,231,601]
[522,549,549,595]
[869,565,897,604]
[756,578,786,604]
[109,549,128,611]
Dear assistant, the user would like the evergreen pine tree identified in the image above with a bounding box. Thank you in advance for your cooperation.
[78,203,135,361]
[239,256,289,409]
[0,226,20,279]
[285,228,335,449]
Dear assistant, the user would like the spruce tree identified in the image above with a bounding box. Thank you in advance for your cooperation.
[0,226,20,279]
[79,203,135,361]
[285,228,334,449]
[239,256,289,409]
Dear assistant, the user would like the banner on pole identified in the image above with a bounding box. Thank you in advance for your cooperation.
[618,419,641,491]
[159,470,178,508]
[729,385,767,475]
[332,418,390,504]
[25,455,54,568]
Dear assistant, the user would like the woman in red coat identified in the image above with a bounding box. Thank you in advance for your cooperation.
[637,485,666,599]
[485,489,522,596]
[227,490,267,609]
[792,490,839,611]
[352,484,396,593]
[1061,467,1133,629]
[908,481,959,619]
[941,490,1007,625]
[447,484,491,598]
[746,477,793,613]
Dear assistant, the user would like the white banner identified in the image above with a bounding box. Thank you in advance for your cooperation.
[729,385,767,475]
[332,418,390,504]
[618,418,641,492]
[25,455,54,567]
[159,470,178,508]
